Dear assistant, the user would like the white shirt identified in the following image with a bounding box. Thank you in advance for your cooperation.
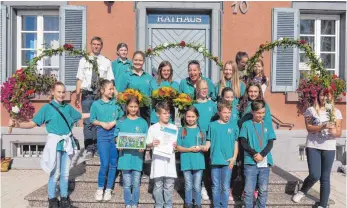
[146,122,178,179]
[76,54,114,91]
[305,106,343,150]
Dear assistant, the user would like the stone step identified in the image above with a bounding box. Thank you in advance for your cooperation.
[69,171,299,194]
[25,185,324,208]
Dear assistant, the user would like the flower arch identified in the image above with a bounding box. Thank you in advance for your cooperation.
[245,38,346,114]
[1,44,99,124]
[145,40,224,68]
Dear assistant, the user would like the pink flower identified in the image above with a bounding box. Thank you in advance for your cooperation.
[300,40,306,44]
[179,41,186,47]
[63,43,74,51]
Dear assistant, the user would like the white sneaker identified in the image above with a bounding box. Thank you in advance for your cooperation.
[103,189,112,201]
[125,205,132,208]
[201,187,209,200]
[131,205,137,208]
[95,189,104,201]
[292,191,305,203]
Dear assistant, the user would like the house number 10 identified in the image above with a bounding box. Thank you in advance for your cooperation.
[231,1,249,14]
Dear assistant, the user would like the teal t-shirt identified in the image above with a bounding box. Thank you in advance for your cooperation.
[179,77,216,101]
[207,121,239,166]
[32,100,81,151]
[215,80,246,105]
[115,117,148,171]
[230,104,240,125]
[90,99,124,123]
[112,58,132,92]
[124,71,154,97]
[239,120,276,166]
[177,127,206,171]
[239,101,272,127]
[194,100,217,132]
[150,80,179,124]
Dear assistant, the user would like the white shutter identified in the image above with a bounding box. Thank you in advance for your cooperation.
[0,5,6,85]
[272,8,300,92]
[60,6,86,91]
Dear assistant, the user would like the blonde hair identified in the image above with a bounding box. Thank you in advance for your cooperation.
[196,79,208,98]
[219,60,241,98]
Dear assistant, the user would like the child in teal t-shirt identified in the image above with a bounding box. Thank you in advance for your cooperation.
[239,100,276,208]
[90,80,124,201]
[8,82,89,207]
[115,96,148,207]
[112,43,132,93]
[177,106,208,207]
[150,61,179,125]
[205,100,239,208]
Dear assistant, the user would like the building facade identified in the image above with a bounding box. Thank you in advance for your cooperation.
[0,1,346,170]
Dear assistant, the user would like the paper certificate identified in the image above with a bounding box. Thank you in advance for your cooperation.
[257,156,268,168]
[116,132,146,149]
[153,127,177,158]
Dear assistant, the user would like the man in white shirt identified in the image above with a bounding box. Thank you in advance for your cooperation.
[75,36,115,159]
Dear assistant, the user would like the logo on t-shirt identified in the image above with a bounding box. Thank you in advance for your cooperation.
[146,79,151,84]
[228,128,232,134]
[135,126,140,132]
[264,128,267,133]
[208,107,212,111]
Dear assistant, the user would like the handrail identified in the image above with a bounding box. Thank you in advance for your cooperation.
[271,114,294,130]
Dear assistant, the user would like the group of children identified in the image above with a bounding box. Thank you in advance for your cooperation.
[8,46,274,208]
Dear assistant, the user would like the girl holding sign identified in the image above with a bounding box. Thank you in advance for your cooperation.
[115,96,148,208]
[177,106,207,208]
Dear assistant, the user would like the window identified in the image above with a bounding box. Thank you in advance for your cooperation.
[17,11,60,78]
[299,15,340,78]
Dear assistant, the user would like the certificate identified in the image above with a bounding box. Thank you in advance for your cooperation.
[153,127,177,158]
[257,156,268,168]
[116,132,146,149]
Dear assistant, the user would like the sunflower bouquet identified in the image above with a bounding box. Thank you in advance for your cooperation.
[152,86,178,102]
[117,88,151,107]
[173,93,194,114]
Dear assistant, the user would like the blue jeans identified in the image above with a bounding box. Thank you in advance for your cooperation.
[183,170,203,206]
[301,147,335,208]
[122,170,141,206]
[48,151,71,199]
[153,177,175,208]
[82,93,97,152]
[97,127,118,189]
[244,165,270,208]
[211,165,232,208]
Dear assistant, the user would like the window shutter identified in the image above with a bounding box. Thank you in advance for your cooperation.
[0,5,6,85]
[59,6,86,91]
[271,8,299,92]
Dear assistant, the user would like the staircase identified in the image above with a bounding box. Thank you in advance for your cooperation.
[25,156,333,208]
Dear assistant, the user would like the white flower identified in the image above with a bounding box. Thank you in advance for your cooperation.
[278,37,284,41]
[163,42,169,47]
[318,57,323,63]
[198,47,204,53]
[325,103,333,111]
[12,106,20,114]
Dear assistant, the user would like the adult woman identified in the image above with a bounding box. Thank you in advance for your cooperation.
[112,43,132,93]
[179,60,216,101]
[124,51,153,125]
[215,60,246,105]
[150,61,179,125]
[292,89,342,208]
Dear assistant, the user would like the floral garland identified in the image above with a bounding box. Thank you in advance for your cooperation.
[145,41,223,68]
[246,38,346,115]
[1,44,99,125]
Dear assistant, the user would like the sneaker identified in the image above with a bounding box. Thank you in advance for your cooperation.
[201,187,209,200]
[48,197,60,208]
[95,189,104,201]
[125,206,132,208]
[103,189,112,201]
[229,192,234,201]
[60,197,71,208]
[131,205,137,208]
[292,191,305,203]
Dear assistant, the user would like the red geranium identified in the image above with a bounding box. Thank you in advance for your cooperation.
[147,48,152,53]
[260,44,265,48]
[16,68,24,75]
[300,40,306,44]
[343,92,346,96]
[331,83,337,91]
[332,74,338,79]
[63,43,74,51]
[179,41,186,47]
[26,89,35,95]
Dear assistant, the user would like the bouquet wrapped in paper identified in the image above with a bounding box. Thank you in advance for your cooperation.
[173,93,194,114]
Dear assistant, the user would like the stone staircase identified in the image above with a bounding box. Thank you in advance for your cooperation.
[25,156,333,208]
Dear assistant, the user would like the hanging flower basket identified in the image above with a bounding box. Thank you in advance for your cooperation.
[1,157,12,172]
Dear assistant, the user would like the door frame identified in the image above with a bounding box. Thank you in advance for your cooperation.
[135,1,222,83]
